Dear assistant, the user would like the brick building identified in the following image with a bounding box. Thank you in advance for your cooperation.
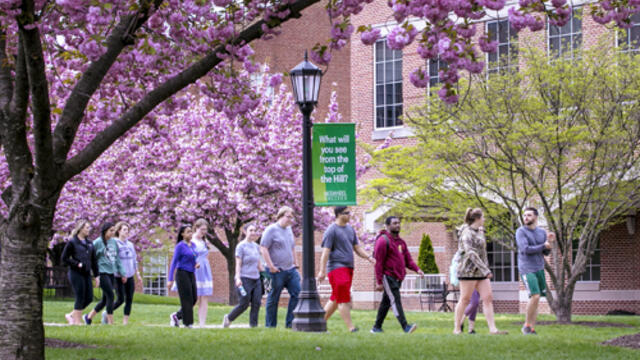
[150,2,640,316]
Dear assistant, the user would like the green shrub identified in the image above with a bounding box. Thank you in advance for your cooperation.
[417,234,439,273]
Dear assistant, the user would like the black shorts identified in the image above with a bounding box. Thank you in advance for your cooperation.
[458,276,488,280]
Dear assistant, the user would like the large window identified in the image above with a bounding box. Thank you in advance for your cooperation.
[486,19,518,74]
[487,241,518,282]
[428,56,448,89]
[572,239,601,281]
[548,8,582,59]
[618,12,640,53]
[143,252,168,296]
[375,39,403,128]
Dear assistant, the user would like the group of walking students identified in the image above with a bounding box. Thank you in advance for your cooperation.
[61,205,554,335]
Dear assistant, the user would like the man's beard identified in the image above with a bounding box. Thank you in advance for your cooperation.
[390,229,400,235]
[525,220,534,226]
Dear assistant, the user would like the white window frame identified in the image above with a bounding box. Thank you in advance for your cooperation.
[142,251,168,296]
[617,12,640,53]
[373,39,404,130]
[547,7,583,60]
[486,19,518,75]
[487,241,519,283]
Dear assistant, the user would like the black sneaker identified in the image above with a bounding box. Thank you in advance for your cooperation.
[83,314,92,325]
[350,327,359,333]
[521,325,532,335]
[370,327,383,333]
[469,329,476,334]
[530,329,538,335]
[404,323,417,334]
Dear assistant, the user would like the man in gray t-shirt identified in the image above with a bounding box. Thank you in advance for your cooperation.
[517,207,554,335]
[260,206,300,328]
[317,207,375,332]
[260,223,295,271]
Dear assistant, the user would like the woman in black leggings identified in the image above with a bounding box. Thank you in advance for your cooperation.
[84,222,126,325]
[61,219,99,325]
[167,224,199,328]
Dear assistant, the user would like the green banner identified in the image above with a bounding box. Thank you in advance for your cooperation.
[312,123,357,206]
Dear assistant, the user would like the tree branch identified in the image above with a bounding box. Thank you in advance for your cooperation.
[20,1,55,189]
[0,30,33,208]
[61,0,321,182]
[51,0,163,167]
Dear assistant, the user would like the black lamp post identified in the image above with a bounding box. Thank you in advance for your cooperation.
[290,51,326,332]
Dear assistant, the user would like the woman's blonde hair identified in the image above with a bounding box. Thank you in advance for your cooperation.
[114,221,131,238]
[70,219,91,238]
[194,218,208,230]
[464,208,483,225]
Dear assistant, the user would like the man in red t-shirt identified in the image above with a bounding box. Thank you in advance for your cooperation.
[317,206,375,332]
[371,216,423,334]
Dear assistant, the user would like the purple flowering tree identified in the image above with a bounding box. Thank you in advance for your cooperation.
[52,81,363,304]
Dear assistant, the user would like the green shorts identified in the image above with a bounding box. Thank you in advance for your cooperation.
[521,270,547,297]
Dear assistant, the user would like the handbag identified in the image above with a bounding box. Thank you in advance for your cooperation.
[449,250,461,286]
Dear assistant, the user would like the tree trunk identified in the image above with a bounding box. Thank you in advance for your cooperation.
[226,253,238,305]
[553,289,573,323]
[0,213,47,359]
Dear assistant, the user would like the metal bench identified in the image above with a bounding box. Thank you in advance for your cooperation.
[401,274,457,312]
[43,266,73,298]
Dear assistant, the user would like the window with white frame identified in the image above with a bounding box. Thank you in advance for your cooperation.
[487,19,518,74]
[548,8,582,59]
[250,65,275,100]
[428,56,448,89]
[572,239,601,281]
[618,12,640,52]
[375,39,403,128]
[143,251,168,296]
[487,241,518,282]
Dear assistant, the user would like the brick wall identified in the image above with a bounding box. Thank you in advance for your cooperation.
[251,2,351,125]
[164,6,640,317]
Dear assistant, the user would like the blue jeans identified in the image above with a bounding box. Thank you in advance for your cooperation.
[265,268,300,328]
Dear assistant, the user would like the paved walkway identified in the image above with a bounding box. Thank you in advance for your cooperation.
[44,322,251,329]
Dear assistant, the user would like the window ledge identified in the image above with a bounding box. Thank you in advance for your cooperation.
[575,281,600,291]
[491,282,520,291]
[372,127,414,141]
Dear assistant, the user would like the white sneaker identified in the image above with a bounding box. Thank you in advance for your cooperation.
[101,310,108,324]
[222,314,230,328]
[170,312,179,327]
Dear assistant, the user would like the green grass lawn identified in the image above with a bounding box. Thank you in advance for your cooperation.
[43,296,640,359]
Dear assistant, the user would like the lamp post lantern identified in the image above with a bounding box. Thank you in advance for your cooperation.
[290,51,326,332]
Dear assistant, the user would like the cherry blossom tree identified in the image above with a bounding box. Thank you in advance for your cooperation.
[51,80,366,304]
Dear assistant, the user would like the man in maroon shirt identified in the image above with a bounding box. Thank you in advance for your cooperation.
[371,216,424,334]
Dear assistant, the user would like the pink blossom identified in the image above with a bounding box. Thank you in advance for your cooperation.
[387,25,418,50]
[479,35,498,53]
[360,27,381,45]
[409,68,429,88]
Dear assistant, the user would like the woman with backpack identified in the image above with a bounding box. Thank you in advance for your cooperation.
[61,219,99,325]
[453,208,507,335]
